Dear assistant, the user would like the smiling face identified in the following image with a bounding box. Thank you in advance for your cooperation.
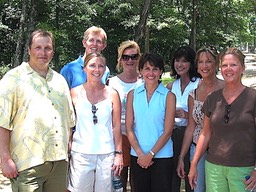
[84,53,106,81]
[197,52,216,79]
[82,33,106,54]
[140,61,162,84]
[120,48,139,73]
[220,54,245,84]
[174,56,191,77]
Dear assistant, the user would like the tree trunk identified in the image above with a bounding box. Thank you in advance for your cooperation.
[253,0,256,52]
[23,0,37,63]
[190,0,198,50]
[13,0,27,67]
[144,25,150,52]
[134,0,151,45]
[54,0,60,69]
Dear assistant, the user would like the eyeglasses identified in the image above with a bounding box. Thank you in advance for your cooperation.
[224,104,231,124]
[92,105,98,124]
[121,54,139,61]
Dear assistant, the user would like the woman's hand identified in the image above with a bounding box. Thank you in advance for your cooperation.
[112,154,123,176]
[175,108,188,119]
[177,157,186,179]
[137,153,154,169]
[188,162,198,190]
[244,170,256,191]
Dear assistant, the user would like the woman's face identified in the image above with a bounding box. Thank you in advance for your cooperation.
[174,56,191,77]
[220,54,245,84]
[140,61,162,84]
[84,56,106,81]
[121,48,139,73]
[197,52,216,79]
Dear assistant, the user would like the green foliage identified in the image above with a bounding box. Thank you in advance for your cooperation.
[0,0,255,74]
[161,77,174,86]
[0,64,11,79]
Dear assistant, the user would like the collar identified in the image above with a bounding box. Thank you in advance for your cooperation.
[22,62,54,80]
[137,83,166,95]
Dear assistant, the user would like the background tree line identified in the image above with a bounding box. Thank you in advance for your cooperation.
[0,0,255,76]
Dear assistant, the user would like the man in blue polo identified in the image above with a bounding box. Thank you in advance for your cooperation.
[60,26,110,89]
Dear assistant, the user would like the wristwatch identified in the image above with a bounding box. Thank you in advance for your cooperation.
[115,150,123,155]
[149,150,155,157]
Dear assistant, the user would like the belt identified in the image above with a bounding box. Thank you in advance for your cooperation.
[174,125,186,130]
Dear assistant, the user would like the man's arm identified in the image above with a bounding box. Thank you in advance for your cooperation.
[0,127,18,178]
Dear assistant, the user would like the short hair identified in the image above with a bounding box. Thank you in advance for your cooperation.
[219,47,245,68]
[170,46,201,81]
[83,26,107,43]
[28,29,54,49]
[116,40,141,72]
[139,53,165,81]
[84,52,106,68]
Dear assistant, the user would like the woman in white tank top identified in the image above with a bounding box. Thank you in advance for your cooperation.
[67,52,123,192]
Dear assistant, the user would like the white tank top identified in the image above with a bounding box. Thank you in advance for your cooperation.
[71,85,114,154]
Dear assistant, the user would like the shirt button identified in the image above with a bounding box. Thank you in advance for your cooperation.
[55,144,58,147]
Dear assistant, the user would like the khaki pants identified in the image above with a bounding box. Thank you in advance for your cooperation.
[11,160,68,192]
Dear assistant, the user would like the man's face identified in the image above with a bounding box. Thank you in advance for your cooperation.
[82,33,106,54]
[28,35,53,69]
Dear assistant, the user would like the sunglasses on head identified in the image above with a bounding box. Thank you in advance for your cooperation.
[224,104,231,124]
[92,105,98,124]
[121,54,139,61]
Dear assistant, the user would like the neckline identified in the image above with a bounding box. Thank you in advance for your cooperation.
[117,74,140,83]
[222,86,246,105]
[80,85,109,105]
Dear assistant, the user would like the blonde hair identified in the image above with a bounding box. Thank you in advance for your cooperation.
[196,46,219,72]
[219,47,245,68]
[116,40,141,72]
[83,26,107,43]
[84,52,106,68]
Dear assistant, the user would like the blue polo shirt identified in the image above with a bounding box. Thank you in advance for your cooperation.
[60,55,110,89]
[131,83,173,158]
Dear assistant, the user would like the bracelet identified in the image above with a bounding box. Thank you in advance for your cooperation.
[149,150,155,157]
[115,150,123,155]
[178,155,184,160]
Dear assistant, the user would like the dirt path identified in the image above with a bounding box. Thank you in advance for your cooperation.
[0,168,11,192]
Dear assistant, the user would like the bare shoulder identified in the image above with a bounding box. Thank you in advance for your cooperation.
[70,85,82,98]
[109,86,119,96]
[166,81,174,90]
[107,86,120,103]
[167,90,176,100]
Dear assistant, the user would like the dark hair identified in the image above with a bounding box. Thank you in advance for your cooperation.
[170,46,201,81]
[139,53,165,81]
[28,29,54,49]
